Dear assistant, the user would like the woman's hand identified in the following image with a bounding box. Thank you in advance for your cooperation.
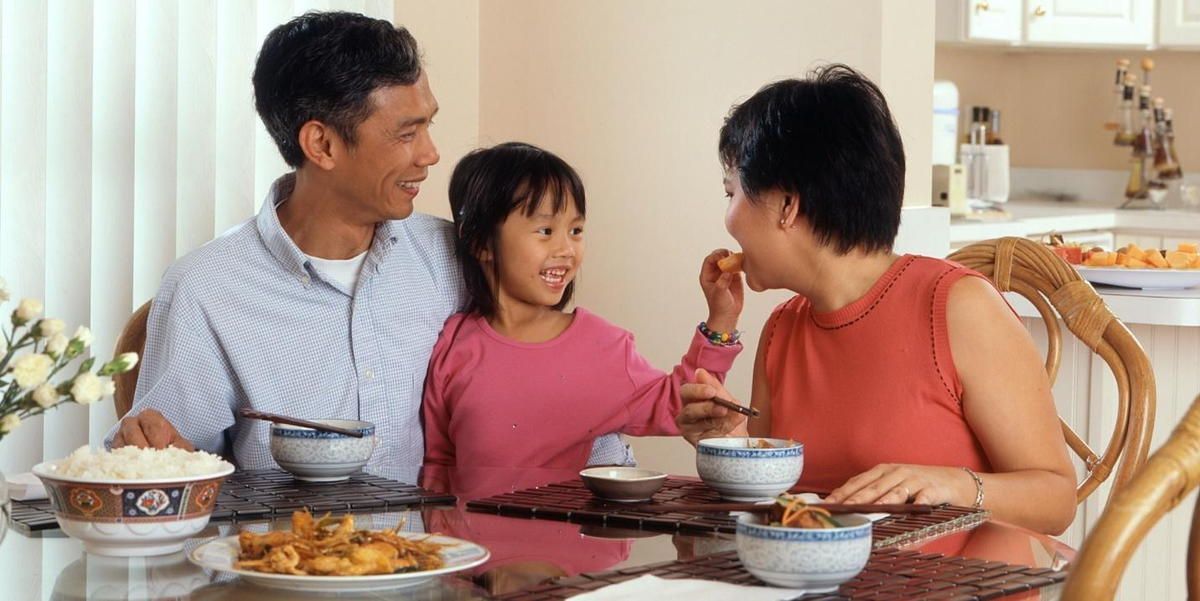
[676,368,748,446]
[825,463,976,506]
[699,249,744,334]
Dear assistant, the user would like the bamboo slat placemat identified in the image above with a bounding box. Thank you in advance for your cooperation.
[465,477,988,547]
[494,547,1067,600]
[6,469,455,535]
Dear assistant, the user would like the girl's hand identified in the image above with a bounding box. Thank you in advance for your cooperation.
[677,368,749,446]
[700,249,744,333]
[825,464,977,506]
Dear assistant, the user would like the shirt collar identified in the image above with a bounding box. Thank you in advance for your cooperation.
[256,174,405,286]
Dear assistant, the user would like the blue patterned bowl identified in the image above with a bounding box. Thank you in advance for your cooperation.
[736,512,872,591]
[696,437,803,501]
[269,419,376,482]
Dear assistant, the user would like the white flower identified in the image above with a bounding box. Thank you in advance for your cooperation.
[72,326,93,347]
[71,372,105,405]
[117,352,139,371]
[39,318,65,338]
[32,383,58,409]
[0,414,19,433]
[10,353,53,389]
[15,298,43,322]
[0,276,9,303]
[103,379,116,396]
[46,333,69,357]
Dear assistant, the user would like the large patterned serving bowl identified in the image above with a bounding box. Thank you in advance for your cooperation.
[736,512,872,591]
[269,419,376,482]
[696,437,803,501]
[32,460,235,557]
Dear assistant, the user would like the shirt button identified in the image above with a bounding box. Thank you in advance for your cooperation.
[300,275,310,285]
[364,369,375,379]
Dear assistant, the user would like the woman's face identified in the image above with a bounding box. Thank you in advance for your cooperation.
[723,169,792,293]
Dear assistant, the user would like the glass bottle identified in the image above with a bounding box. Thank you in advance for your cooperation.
[963,107,988,202]
[987,109,1003,145]
[1156,104,1183,180]
[1134,85,1154,157]
[1113,75,1137,146]
[1105,59,1129,132]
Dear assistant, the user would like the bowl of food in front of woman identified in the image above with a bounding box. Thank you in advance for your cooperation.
[696,437,803,501]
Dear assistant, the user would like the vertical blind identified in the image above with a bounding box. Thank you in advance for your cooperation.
[0,0,395,474]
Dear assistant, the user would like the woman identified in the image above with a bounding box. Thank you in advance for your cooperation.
[677,65,1076,535]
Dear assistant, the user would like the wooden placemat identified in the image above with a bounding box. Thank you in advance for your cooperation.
[6,469,455,535]
[494,547,1068,600]
[465,477,989,547]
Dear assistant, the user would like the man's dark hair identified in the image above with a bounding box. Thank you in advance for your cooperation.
[449,142,587,318]
[718,64,905,254]
[253,11,422,168]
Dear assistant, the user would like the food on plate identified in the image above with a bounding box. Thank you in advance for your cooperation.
[1044,234,1083,265]
[1082,242,1200,269]
[235,511,446,576]
[768,495,842,529]
[747,438,797,449]
[717,252,744,274]
[56,445,232,480]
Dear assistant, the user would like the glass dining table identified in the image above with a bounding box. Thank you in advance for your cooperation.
[2,466,1073,600]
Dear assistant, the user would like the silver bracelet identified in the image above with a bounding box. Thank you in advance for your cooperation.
[961,466,985,508]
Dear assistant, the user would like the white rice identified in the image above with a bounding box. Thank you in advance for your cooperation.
[56,445,232,480]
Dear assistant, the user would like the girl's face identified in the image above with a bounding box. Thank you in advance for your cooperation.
[488,195,585,312]
[723,168,792,292]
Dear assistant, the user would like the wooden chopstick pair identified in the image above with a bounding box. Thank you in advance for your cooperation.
[706,395,760,419]
[630,501,934,515]
[238,408,366,438]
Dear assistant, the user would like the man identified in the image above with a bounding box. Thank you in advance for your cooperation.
[109,11,630,477]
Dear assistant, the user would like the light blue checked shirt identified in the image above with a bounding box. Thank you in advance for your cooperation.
[107,175,632,481]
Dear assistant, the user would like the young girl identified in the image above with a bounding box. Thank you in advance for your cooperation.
[422,142,744,469]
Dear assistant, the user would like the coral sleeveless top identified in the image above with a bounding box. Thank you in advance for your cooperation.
[764,255,993,492]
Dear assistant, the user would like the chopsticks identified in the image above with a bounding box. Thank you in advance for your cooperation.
[238,408,365,438]
[706,395,760,418]
[628,502,934,515]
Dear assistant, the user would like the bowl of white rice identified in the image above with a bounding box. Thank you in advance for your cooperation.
[32,446,235,557]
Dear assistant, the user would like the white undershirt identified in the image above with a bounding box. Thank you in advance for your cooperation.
[306,251,368,293]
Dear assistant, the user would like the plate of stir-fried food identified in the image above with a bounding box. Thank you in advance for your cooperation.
[188,510,490,592]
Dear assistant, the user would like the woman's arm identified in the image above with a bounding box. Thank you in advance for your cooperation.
[747,318,773,437]
[949,276,1076,534]
[828,276,1076,535]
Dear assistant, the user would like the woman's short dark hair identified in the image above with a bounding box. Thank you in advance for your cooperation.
[449,142,587,317]
[718,64,904,254]
[253,11,422,168]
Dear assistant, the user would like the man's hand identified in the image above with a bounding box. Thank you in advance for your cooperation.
[676,368,747,446]
[111,409,195,451]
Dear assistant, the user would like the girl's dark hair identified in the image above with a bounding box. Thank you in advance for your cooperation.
[448,142,587,317]
[718,64,904,254]
[253,11,423,168]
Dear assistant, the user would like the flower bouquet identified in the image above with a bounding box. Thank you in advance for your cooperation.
[1,277,138,441]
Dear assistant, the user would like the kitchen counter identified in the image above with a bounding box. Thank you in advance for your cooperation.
[949,199,1200,244]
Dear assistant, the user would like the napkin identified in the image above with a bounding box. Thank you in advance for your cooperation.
[4,472,47,501]
[572,575,808,601]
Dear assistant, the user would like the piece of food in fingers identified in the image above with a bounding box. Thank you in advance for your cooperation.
[717,252,744,274]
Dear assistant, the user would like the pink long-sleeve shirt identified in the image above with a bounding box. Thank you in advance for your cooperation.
[422,308,741,469]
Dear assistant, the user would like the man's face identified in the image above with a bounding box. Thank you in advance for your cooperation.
[334,72,440,221]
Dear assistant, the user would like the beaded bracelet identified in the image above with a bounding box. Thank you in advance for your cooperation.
[961,466,985,509]
[698,321,741,346]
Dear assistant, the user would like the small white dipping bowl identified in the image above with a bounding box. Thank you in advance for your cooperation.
[269,419,376,482]
[696,437,803,501]
[736,512,872,591]
[32,460,235,557]
[580,467,667,502]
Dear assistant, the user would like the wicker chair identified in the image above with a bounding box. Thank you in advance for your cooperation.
[947,237,1155,502]
[1062,393,1200,600]
[112,300,151,420]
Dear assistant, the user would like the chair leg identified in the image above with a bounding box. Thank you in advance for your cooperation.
[1188,492,1200,600]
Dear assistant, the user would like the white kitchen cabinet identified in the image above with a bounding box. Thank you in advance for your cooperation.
[1025,0,1155,46]
[936,0,1023,43]
[1159,0,1200,47]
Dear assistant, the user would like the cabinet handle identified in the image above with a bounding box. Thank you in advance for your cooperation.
[1033,5,1047,17]
[975,1,990,12]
